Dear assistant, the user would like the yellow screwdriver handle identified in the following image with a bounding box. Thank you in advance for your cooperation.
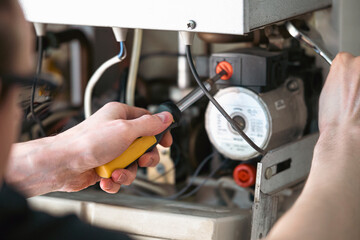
[95,135,158,178]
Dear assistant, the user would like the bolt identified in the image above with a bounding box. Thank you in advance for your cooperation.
[265,167,273,179]
[287,79,299,92]
[187,20,196,30]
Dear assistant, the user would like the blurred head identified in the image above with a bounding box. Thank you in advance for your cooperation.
[0,0,34,182]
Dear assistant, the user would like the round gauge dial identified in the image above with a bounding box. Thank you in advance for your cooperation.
[205,87,271,160]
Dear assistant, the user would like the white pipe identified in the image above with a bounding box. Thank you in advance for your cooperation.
[126,29,143,106]
[84,50,126,119]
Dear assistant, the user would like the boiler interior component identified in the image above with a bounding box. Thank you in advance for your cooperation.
[205,78,307,160]
[210,48,287,91]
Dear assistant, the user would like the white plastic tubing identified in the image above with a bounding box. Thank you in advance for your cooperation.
[84,50,126,119]
[126,29,143,106]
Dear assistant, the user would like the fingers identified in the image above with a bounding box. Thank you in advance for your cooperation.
[138,147,160,167]
[92,102,150,121]
[99,162,138,194]
[124,111,173,139]
[123,105,151,120]
[159,131,173,147]
[110,162,138,185]
[100,178,121,194]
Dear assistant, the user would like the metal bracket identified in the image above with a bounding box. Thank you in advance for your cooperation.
[261,133,318,195]
[251,133,319,240]
[251,162,279,240]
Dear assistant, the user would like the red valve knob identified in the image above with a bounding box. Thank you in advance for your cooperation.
[233,164,256,188]
[216,61,233,80]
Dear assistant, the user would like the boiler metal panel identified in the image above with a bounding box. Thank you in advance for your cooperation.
[19,0,331,35]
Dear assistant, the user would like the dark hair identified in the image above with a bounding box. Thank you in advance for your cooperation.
[0,0,17,99]
[1,0,17,71]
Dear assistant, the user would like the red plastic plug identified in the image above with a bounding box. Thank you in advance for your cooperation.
[233,164,256,188]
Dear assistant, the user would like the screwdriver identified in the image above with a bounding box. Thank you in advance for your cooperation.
[95,70,227,178]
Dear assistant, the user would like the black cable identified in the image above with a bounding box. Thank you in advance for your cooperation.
[128,152,214,199]
[129,152,228,200]
[179,158,230,199]
[185,45,266,156]
[30,36,46,137]
[166,152,214,200]
[118,68,128,103]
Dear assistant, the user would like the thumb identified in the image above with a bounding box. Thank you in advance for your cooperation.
[127,111,173,138]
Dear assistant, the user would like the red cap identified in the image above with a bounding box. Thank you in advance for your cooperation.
[233,164,256,188]
[216,61,233,80]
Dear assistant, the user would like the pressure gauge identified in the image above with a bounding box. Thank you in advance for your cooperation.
[205,78,308,161]
[205,87,271,160]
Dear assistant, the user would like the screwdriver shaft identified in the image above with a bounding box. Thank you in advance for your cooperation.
[176,71,225,112]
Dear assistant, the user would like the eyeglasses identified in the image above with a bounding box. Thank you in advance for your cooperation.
[0,74,60,97]
[1,74,59,88]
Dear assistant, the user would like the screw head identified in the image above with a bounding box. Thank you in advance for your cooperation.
[187,20,196,30]
[286,79,299,92]
[265,167,273,179]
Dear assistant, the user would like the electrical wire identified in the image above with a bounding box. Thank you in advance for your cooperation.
[128,153,214,199]
[84,42,126,118]
[129,152,227,200]
[30,36,46,137]
[179,158,229,199]
[126,29,143,106]
[218,180,236,208]
[117,42,124,59]
[185,45,266,156]
[166,152,214,200]
[117,68,128,103]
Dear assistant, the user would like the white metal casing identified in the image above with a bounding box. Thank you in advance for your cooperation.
[19,0,331,35]
[28,190,251,240]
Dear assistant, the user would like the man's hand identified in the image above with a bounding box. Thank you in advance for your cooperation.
[58,102,173,194]
[6,102,173,196]
[318,52,360,134]
[267,53,360,240]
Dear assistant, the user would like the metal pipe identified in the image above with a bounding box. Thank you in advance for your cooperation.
[177,33,192,89]
[126,29,143,106]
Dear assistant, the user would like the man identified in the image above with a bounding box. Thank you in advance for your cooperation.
[0,0,173,197]
[0,0,172,238]
[1,1,359,240]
